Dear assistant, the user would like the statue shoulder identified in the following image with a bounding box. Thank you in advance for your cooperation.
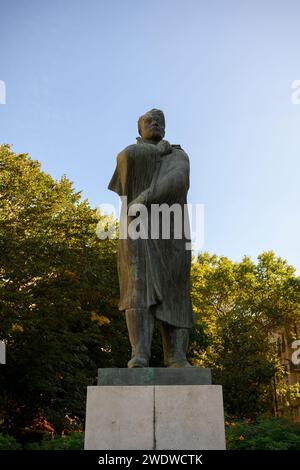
[124,144,138,153]
[171,144,189,160]
[118,144,137,155]
[117,144,137,164]
[171,144,182,150]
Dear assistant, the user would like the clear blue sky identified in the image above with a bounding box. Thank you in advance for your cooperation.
[1,0,300,271]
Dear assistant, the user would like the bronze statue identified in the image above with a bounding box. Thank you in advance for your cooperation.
[108,109,194,368]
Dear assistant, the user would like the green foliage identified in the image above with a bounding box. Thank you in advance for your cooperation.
[0,433,22,450]
[226,416,300,450]
[0,432,84,450]
[0,145,129,437]
[25,432,84,450]
[190,252,300,417]
[1,143,300,443]
[276,381,300,418]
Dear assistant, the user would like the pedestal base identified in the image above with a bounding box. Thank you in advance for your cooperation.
[85,368,226,450]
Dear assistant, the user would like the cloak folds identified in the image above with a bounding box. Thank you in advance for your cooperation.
[108,139,194,328]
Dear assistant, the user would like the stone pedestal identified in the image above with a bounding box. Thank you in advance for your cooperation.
[84,368,226,450]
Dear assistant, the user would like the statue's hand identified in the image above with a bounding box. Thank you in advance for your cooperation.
[127,190,149,214]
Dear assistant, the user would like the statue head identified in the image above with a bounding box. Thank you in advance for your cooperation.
[138,108,165,142]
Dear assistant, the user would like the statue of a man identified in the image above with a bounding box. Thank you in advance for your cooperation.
[108,109,194,368]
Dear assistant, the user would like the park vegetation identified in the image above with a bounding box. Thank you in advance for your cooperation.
[0,144,300,449]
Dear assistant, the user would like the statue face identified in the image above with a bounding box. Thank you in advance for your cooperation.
[139,112,165,142]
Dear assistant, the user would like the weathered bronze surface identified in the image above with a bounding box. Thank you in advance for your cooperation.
[108,109,194,368]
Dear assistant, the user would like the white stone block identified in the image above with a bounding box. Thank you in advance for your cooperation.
[85,386,154,450]
[85,385,226,450]
[155,385,225,450]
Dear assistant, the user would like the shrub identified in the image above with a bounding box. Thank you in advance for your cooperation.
[25,432,84,450]
[0,433,22,450]
[226,416,300,450]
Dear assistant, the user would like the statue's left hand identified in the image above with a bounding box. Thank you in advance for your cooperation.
[127,189,149,213]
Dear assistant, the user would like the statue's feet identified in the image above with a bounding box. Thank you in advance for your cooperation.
[166,359,192,368]
[128,355,149,368]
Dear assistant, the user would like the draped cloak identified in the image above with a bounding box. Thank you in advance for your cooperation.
[108,138,194,328]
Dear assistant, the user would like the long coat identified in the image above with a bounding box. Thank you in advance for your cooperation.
[108,138,194,328]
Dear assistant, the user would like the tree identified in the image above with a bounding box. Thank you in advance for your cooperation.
[0,145,129,438]
[1,143,300,437]
[190,252,300,417]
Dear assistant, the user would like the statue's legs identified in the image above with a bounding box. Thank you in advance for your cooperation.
[125,308,154,368]
[159,321,192,368]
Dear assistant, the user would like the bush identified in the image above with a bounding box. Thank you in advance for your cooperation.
[25,432,84,450]
[0,433,22,450]
[226,416,300,450]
